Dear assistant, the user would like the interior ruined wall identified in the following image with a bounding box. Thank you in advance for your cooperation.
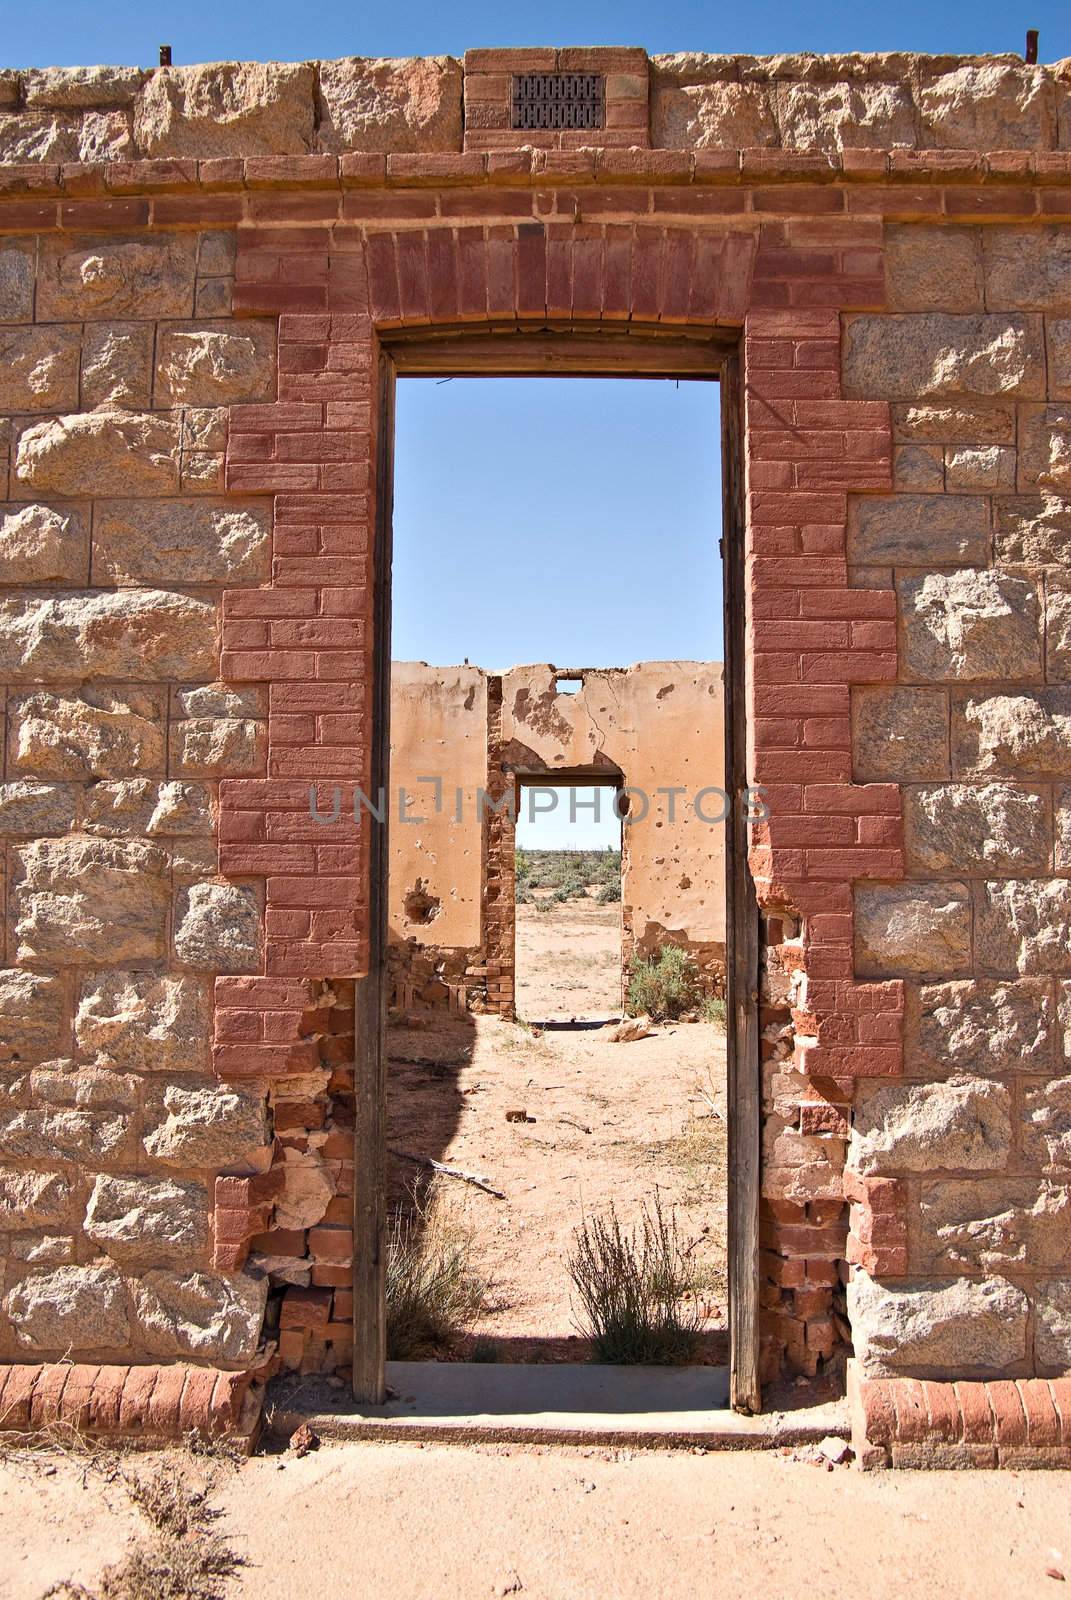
[386,661,726,1019]
[0,47,1068,1406]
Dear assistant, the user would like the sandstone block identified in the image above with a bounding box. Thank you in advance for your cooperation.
[22,65,147,109]
[148,782,215,838]
[0,326,81,414]
[171,716,266,776]
[155,321,275,407]
[0,1107,129,1164]
[885,226,983,313]
[11,1237,74,1265]
[1023,1075,1071,1172]
[94,498,270,586]
[976,879,1071,975]
[134,61,315,158]
[317,55,462,153]
[76,970,210,1073]
[894,445,945,492]
[945,445,1016,493]
[0,781,77,836]
[9,687,166,780]
[1046,580,1071,682]
[1017,405,1071,495]
[0,503,89,585]
[919,62,1055,150]
[919,1179,1071,1270]
[82,779,163,838]
[853,686,950,781]
[993,495,1071,567]
[178,683,266,718]
[1051,320,1071,400]
[173,882,260,972]
[0,243,35,321]
[775,79,916,151]
[134,1269,266,1364]
[1055,788,1071,871]
[0,968,64,1060]
[843,314,1045,401]
[846,1271,1028,1377]
[0,1167,73,1228]
[903,782,1050,875]
[1035,1280,1071,1370]
[651,75,778,148]
[906,977,1054,1077]
[3,1261,129,1351]
[898,569,1041,682]
[36,233,197,321]
[142,1082,271,1171]
[982,226,1071,313]
[0,590,217,682]
[847,493,987,566]
[891,402,1016,445]
[14,835,169,964]
[30,1064,136,1111]
[855,882,971,977]
[0,109,133,164]
[84,1173,209,1266]
[953,690,1071,778]
[15,409,181,497]
[850,1076,1010,1175]
[80,322,154,409]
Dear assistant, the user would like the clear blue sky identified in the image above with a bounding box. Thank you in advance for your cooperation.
[3,1,1068,70]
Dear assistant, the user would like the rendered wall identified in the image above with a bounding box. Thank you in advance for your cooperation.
[0,47,1067,1411]
[387,660,726,1016]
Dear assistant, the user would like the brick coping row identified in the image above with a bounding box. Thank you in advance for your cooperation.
[849,1364,1071,1469]
[3,147,1071,202]
[0,1362,263,1449]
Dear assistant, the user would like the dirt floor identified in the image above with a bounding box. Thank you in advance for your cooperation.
[387,900,727,1352]
[3,1436,1070,1600]
[514,895,622,1020]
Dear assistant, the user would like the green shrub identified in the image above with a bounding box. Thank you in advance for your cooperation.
[626,944,699,1020]
[568,1194,700,1364]
[596,881,621,904]
[386,1197,491,1358]
[700,995,727,1027]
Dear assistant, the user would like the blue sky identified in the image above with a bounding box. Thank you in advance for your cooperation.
[4,1,1069,69]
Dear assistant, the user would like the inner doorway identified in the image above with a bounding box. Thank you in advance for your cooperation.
[356,331,758,1413]
[514,778,623,1025]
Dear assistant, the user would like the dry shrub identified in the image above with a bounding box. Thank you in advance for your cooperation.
[568,1193,701,1364]
[43,1463,243,1600]
[386,1192,492,1358]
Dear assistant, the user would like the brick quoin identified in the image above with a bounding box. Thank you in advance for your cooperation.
[210,207,896,1382]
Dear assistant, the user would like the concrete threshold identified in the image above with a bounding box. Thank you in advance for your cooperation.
[268,1363,849,1451]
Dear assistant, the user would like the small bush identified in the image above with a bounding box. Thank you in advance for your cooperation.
[596,881,621,905]
[626,944,699,1021]
[386,1195,491,1358]
[568,1194,700,1364]
[700,995,727,1028]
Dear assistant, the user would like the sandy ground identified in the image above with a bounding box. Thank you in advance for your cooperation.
[514,897,622,1020]
[387,899,727,1348]
[3,1437,1071,1600]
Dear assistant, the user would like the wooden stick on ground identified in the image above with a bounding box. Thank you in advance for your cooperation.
[389,1148,507,1200]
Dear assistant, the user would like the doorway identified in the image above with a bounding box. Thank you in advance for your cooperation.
[356,330,758,1413]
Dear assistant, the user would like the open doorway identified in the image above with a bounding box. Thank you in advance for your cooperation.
[514,779,623,1025]
[359,338,756,1409]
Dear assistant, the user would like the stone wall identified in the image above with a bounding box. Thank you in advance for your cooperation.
[387,661,726,1018]
[0,227,276,1366]
[0,45,1069,1413]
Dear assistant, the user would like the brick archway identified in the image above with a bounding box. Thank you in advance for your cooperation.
[210,213,897,1403]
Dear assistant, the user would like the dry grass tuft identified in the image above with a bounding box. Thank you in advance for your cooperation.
[386,1190,494,1359]
[568,1192,702,1364]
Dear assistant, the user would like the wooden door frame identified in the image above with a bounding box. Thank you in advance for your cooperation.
[353,327,761,1413]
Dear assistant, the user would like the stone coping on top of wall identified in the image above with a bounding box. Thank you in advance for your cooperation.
[0,52,1069,166]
